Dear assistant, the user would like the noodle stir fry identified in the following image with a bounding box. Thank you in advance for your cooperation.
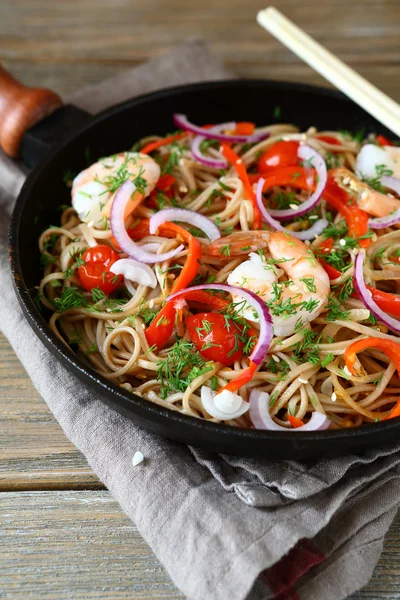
[37,117,400,431]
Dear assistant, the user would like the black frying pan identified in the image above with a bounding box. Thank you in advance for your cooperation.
[7,75,400,460]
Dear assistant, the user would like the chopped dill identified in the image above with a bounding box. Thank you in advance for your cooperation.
[219,244,232,257]
[156,339,213,398]
[91,287,106,303]
[53,287,89,312]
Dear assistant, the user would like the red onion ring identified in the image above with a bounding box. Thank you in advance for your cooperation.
[268,144,328,222]
[173,114,270,144]
[249,390,331,431]
[255,178,329,240]
[167,283,273,366]
[149,208,221,242]
[110,181,184,264]
[368,175,400,229]
[354,249,400,334]
[190,123,234,169]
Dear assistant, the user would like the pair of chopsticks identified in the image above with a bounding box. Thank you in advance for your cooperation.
[257,7,400,138]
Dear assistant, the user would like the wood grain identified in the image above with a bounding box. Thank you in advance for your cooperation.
[0,334,102,490]
[1,0,400,597]
[0,491,184,599]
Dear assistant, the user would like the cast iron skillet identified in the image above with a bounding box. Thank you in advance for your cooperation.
[9,79,400,459]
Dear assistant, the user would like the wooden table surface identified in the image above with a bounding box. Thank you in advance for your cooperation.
[1,0,400,597]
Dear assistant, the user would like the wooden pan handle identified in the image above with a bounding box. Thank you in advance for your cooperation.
[0,65,62,158]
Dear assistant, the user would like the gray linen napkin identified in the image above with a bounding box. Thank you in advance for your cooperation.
[1,39,400,600]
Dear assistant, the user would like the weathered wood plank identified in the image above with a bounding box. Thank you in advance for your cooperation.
[0,490,184,599]
[0,490,399,599]
[0,334,103,490]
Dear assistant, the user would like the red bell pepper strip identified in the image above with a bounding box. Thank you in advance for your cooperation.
[288,415,305,428]
[220,143,262,229]
[126,219,202,348]
[344,337,400,377]
[365,288,400,318]
[219,361,258,393]
[323,177,370,246]
[140,132,187,155]
[385,400,400,420]
[144,223,202,349]
[316,135,341,145]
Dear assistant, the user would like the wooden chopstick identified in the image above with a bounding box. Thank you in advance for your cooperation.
[257,6,400,138]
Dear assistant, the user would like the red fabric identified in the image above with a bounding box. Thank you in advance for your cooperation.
[260,539,326,599]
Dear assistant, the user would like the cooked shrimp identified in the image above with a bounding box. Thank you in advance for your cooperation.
[356,143,400,180]
[330,167,400,219]
[206,231,271,257]
[72,152,160,228]
[225,231,330,336]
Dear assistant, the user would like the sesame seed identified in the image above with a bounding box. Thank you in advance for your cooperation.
[236,159,242,165]
[289,203,299,210]
[331,392,337,402]
[298,377,308,384]
[179,185,188,193]
[272,355,280,363]
[339,239,346,246]
[309,215,318,220]
[343,177,350,185]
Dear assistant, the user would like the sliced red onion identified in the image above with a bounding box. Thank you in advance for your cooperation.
[167,283,273,366]
[173,114,270,144]
[110,258,157,288]
[368,175,400,229]
[255,178,328,240]
[149,208,221,242]
[110,181,184,264]
[201,387,249,420]
[249,390,331,431]
[268,144,328,222]
[190,122,234,168]
[354,250,400,334]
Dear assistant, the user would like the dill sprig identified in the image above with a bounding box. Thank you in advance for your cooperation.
[156,339,213,398]
[53,287,89,312]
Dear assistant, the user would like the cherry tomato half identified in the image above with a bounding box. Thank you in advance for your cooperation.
[187,312,245,366]
[78,244,122,294]
[258,140,300,174]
